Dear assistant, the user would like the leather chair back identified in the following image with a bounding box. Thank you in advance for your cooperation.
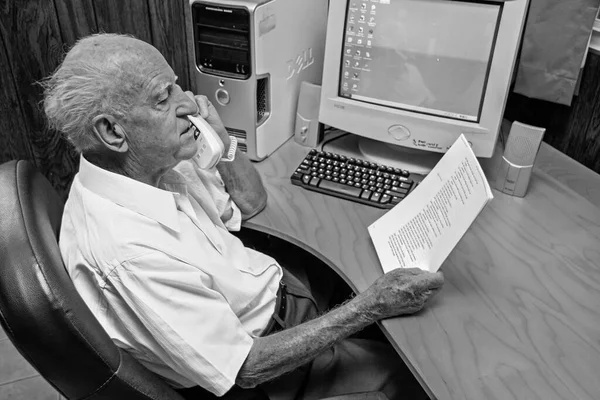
[0,160,184,400]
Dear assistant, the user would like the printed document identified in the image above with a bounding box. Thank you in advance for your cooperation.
[368,135,494,273]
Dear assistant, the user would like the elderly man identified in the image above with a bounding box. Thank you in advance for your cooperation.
[43,33,444,400]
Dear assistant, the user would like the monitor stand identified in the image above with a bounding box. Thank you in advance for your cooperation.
[323,134,443,175]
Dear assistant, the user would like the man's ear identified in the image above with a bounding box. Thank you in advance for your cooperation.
[92,115,129,153]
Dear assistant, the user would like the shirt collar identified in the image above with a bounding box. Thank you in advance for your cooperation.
[77,155,183,232]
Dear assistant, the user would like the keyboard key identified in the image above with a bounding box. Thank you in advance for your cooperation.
[319,180,362,197]
[302,175,311,184]
[385,189,407,197]
[309,177,320,186]
[380,194,391,204]
[371,192,381,202]
[361,190,372,200]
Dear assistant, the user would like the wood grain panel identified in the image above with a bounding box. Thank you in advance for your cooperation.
[0,0,79,197]
[245,137,600,400]
[561,52,600,173]
[147,0,190,91]
[0,30,34,164]
[53,0,98,47]
[93,0,152,44]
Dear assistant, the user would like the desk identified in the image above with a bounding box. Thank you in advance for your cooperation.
[244,134,600,400]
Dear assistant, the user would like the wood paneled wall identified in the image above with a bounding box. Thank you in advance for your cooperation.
[0,0,191,199]
[0,0,599,201]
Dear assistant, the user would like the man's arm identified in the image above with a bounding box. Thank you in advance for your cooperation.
[216,150,268,220]
[236,267,444,388]
[189,92,267,219]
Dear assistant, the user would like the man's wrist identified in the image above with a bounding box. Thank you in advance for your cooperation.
[351,290,383,323]
[216,128,231,149]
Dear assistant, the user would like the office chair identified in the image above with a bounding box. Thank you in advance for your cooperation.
[0,160,387,400]
[0,160,185,400]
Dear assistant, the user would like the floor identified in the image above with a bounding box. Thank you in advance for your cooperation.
[0,324,64,400]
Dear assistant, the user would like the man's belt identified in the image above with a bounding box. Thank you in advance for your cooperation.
[261,280,288,336]
[272,281,287,330]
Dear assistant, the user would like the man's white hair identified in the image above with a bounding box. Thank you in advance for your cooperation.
[42,33,140,153]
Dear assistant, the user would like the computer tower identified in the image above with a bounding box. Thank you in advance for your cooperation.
[185,0,328,161]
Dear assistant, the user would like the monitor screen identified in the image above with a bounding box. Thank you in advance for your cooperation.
[339,0,502,123]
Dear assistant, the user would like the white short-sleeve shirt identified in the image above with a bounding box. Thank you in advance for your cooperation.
[59,155,282,396]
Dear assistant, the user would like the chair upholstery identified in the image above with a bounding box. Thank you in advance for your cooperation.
[0,160,184,400]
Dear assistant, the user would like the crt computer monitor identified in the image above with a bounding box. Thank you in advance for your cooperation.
[319,0,530,174]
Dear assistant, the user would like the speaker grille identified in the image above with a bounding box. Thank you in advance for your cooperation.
[504,122,545,166]
[506,135,534,164]
[256,77,270,126]
[238,142,247,153]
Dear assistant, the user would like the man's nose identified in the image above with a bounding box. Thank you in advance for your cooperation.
[178,90,199,116]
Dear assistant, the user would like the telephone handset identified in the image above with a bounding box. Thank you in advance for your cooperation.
[187,115,225,170]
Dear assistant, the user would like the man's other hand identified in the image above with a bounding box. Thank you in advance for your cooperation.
[364,268,444,319]
[185,91,230,149]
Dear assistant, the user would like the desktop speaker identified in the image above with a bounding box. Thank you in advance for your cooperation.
[294,81,324,147]
[495,121,546,197]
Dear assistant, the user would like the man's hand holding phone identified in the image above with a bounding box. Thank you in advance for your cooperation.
[185,91,230,149]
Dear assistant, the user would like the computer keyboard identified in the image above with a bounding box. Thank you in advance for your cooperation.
[290,149,419,209]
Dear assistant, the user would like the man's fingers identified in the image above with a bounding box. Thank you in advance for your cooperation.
[184,91,211,119]
[422,287,441,305]
[196,96,210,119]
[427,271,444,289]
[411,271,444,294]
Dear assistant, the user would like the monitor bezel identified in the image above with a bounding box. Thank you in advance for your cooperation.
[319,0,529,158]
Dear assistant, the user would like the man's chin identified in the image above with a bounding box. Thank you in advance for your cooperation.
[177,144,200,162]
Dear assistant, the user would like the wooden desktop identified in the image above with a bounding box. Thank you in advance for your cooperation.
[243,129,600,400]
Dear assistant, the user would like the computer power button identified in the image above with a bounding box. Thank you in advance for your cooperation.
[216,89,230,106]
